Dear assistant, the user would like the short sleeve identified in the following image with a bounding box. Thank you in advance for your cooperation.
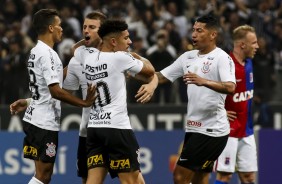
[63,57,80,90]
[74,46,85,65]
[218,54,236,83]
[113,52,143,75]
[41,53,60,86]
[160,53,187,82]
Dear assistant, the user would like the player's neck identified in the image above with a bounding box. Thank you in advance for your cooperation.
[38,35,55,48]
[232,49,245,66]
[198,44,216,55]
[100,43,116,52]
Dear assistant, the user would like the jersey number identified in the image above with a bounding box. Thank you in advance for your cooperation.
[94,81,111,108]
[29,69,40,100]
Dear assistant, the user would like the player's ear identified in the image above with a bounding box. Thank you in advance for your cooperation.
[240,42,245,49]
[111,37,117,47]
[210,31,217,40]
[49,25,54,33]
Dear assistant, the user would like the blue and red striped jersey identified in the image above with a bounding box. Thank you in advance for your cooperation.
[225,52,254,138]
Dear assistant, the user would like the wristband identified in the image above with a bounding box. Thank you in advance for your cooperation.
[26,98,32,106]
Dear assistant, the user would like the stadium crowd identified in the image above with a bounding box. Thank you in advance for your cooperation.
[0,0,281,125]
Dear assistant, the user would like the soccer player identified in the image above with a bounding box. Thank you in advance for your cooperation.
[214,25,259,184]
[136,14,236,184]
[63,11,106,184]
[9,9,96,184]
[78,19,156,184]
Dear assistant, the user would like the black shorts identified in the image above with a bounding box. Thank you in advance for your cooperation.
[77,136,87,178]
[86,128,140,178]
[23,121,58,163]
[177,132,228,172]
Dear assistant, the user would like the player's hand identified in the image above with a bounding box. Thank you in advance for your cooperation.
[10,99,28,115]
[227,111,237,122]
[125,71,133,79]
[183,71,206,86]
[135,84,155,103]
[84,83,97,107]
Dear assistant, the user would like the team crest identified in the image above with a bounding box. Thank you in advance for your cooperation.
[201,61,212,74]
[46,142,56,157]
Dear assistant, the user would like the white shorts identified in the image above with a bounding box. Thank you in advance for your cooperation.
[215,135,258,172]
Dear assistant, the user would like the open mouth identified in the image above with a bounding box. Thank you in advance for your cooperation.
[85,36,90,41]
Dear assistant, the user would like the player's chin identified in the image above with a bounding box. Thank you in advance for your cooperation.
[85,40,90,46]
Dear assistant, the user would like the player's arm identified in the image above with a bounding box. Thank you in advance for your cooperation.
[10,98,32,115]
[135,74,158,103]
[70,39,85,56]
[130,52,155,78]
[135,71,172,103]
[48,83,96,107]
[183,71,236,94]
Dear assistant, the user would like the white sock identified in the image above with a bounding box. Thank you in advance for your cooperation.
[28,176,44,184]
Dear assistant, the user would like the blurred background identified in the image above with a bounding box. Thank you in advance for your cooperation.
[0,0,282,183]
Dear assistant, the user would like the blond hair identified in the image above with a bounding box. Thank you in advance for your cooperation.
[232,25,255,41]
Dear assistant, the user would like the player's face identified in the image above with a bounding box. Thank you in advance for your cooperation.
[83,18,101,48]
[114,30,132,52]
[52,16,63,43]
[243,32,259,59]
[192,22,216,53]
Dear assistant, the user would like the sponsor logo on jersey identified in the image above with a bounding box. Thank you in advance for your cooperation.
[87,154,104,167]
[85,47,96,53]
[46,142,56,157]
[228,58,234,74]
[233,90,253,102]
[207,56,214,60]
[136,149,141,163]
[49,49,54,65]
[26,106,35,115]
[187,56,194,59]
[89,112,111,120]
[250,72,253,83]
[29,54,35,60]
[110,158,131,170]
[201,61,212,74]
[187,120,202,127]
[27,62,34,68]
[86,72,108,80]
[23,145,38,157]
[224,157,230,165]
[85,64,107,73]
[202,160,214,169]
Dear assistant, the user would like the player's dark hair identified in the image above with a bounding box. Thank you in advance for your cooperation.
[98,19,128,39]
[196,14,220,31]
[86,11,107,24]
[32,9,59,35]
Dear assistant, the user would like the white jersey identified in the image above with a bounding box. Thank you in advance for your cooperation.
[82,50,143,129]
[23,40,63,131]
[74,45,97,66]
[63,46,98,137]
[161,47,236,137]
